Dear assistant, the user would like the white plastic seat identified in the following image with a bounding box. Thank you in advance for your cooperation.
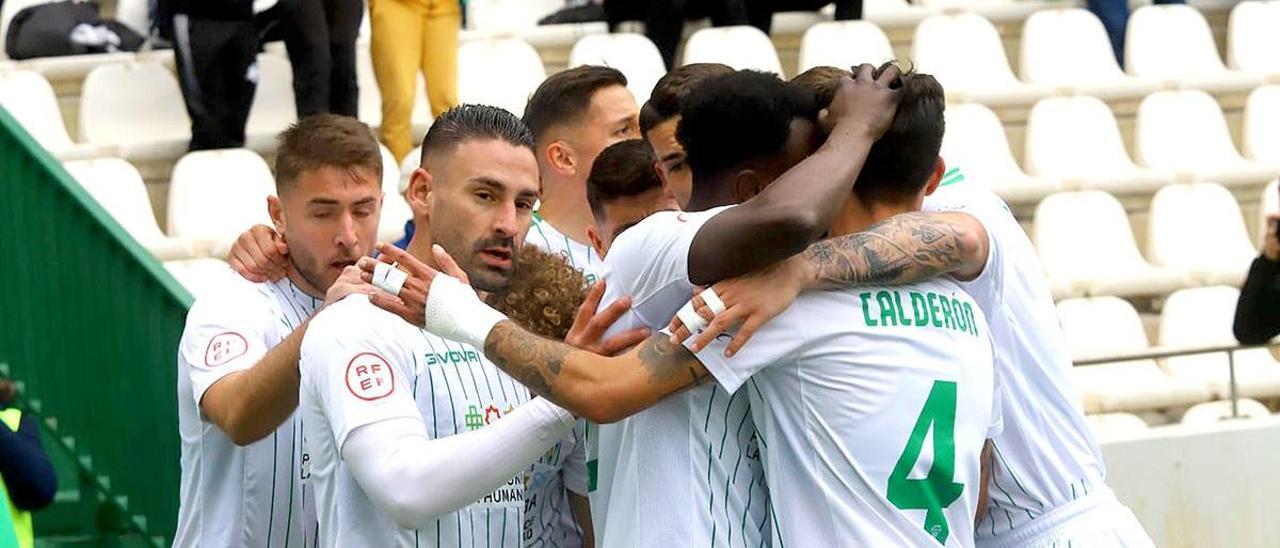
[911,13,1052,106]
[355,43,431,139]
[681,26,784,76]
[1025,96,1174,193]
[1227,0,1280,77]
[400,146,422,182]
[79,62,190,161]
[1243,85,1280,163]
[464,0,562,32]
[114,0,151,37]
[1147,183,1257,286]
[0,70,102,159]
[797,21,895,73]
[1179,398,1273,424]
[245,55,297,153]
[167,149,276,257]
[164,258,234,298]
[1084,413,1149,441]
[1159,286,1280,399]
[1019,9,1161,101]
[941,103,1060,203]
[1057,296,1210,413]
[457,38,547,117]
[1034,191,1192,299]
[915,0,1052,22]
[1135,90,1280,187]
[1126,4,1265,94]
[377,144,411,243]
[63,158,197,260]
[569,33,665,101]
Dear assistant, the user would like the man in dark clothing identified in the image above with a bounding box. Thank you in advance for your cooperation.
[746,0,863,34]
[269,0,363,117]
[1234,212,1280,344]
[0,380,56,513]
[158,0,258,150]
[604,0,750,70]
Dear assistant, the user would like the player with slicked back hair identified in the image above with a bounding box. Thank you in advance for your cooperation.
[584,139,679,258]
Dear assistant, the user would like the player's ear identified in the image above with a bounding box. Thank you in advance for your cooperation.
[546,141,576,177]
[267,195,286,233]
[407,168,433,221]
[923,157,946,197]
[587,224,607,259]
[733,169,767,201]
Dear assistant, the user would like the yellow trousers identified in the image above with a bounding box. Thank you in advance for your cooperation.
[369,0,460,162]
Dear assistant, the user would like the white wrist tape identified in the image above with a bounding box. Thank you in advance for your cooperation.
[422,274,508,348]
[699,288,727,316]
[676,300,708,334]
[372,262,409,297]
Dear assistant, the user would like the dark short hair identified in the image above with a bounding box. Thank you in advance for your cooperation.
[853,72,946,204]
[420,104,535,162]
[639,62,734,135]
[790,65,852,108]
[586,139,663,221]
[275,114,382,194]
[522,65,628,142]
[676,70,817,182]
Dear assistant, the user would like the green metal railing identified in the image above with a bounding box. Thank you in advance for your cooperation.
[0,105,192,546]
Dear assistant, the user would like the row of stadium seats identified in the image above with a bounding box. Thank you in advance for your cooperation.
[1060,287,1280,416]
[1086,398,1277,441]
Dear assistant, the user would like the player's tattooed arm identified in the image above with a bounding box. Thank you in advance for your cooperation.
[484,322,710,423]
[802,211,988,288]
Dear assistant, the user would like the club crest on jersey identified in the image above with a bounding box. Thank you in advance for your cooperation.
[204,332,248,367]
[345,352,395,401]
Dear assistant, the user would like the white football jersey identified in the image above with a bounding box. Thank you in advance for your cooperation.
[299,295,577,547]
[174,266,318,548]
[527,212,603,285]
[692,279,1001,547]
[925,167,1107,540]
[588,205,772,548]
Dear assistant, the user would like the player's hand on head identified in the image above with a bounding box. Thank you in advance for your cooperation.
[227,224,289,283]
[566,280,650,356]
[819,62,903,139]
[324,265,376,308]
[668,258,807,357]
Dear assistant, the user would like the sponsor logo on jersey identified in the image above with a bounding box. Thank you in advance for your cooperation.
[204,332,248,367]
[859,289,980,336]
[475,473,525,509]
[345,352,395,400]
[424,349,483,366]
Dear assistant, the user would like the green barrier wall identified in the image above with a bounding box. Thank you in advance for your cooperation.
[0,105,191,545]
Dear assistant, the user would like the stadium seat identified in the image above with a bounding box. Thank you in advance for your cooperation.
[1024,96,1174,193]
[464,0,564,32]
[1034,191,1192,298]
[941,103,1060,203]
[79,62,190,161]
[0,70,103,159]
[1243,85,1280,163]
[63,158,198,260]
[245,55,297,154]
[378,144,411,243]
[1159,285,1280,399]
[681,26,784,76]
[1125,4,1264,94]
[1057,296,1211,413]
[914,0,1056,22]
[1084,413,1149,441]
[1135,90,1280,187]
[911,13,1051,106]
[167,149,276,257]
[1018,9,1161,101]
[355,43,431,138]
[568,33,666,102]
[1259,178,1279,245]
[1226,0,1280,78]
[1147,183,1256,286]
[796,21,895,73]
[457,38,547,117]
[1179,398,1272,424]
[163,258,234,298]
[114,0,151,37]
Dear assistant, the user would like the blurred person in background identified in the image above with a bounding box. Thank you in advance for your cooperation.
[1087,0,1184,67]
[0,379,55,548]
[370,0,460,162]
[272,0,364,117]
[158,0,259,150]
[603,0,750,69]
[1234,212,1280,344]
[746,0,863,33]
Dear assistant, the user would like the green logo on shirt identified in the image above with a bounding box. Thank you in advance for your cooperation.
[859,290,979,337]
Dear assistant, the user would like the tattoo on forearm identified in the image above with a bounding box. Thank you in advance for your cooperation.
[803,213,977,287]
[637,336,710,386]
[484,322,567,399]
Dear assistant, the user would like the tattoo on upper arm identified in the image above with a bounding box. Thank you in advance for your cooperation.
[803,213,978,287]
[636,335,710,386]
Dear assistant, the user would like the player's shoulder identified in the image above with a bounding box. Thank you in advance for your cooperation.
[182,266,281,326]
[609,205,732,259]
[307,295,411,342]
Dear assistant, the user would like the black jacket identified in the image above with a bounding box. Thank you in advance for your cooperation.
[1233,256,1280,345]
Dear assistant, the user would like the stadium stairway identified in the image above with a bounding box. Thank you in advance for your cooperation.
[0,106,191,546]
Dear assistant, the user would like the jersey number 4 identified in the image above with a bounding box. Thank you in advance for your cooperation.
[887,380,963,545]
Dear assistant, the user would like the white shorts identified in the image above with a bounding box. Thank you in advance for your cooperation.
[976,486,1154,548]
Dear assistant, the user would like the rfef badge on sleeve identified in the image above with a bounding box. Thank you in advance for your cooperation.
[345,352,395,401]
[204,332,248,367]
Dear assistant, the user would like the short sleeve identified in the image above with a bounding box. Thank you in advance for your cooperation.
[561,421,589,496]
[300,298,424,452]
[670,297,808,394]
[179,294,273,407]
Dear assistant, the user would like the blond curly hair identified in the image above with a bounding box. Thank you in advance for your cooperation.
[484,245,589,341]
